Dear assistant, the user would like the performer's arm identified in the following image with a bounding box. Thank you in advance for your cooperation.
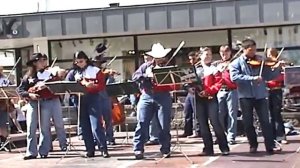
[229,61,255,82]
[65,69,75,81]
[132,63,150,82]
[204,72,223,95]
[16,78,30,98]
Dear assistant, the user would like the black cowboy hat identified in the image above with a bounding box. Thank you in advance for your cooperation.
[26,53,47,66]
[95,42,107,54]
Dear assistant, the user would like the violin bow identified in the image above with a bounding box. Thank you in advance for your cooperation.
[106,55,117,67]
[165,41,185,66]
[276,47,285,60]
[259,43,268,77]
[4,57,21,86]
[50,57,57,68]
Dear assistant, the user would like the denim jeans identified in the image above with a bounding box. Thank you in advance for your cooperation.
[239,98,275,151]
[133,92,172,154]
[196,96,229,153]
[183,93,196,136]
[217,89,238,141]
[149,116,159,142]
[269,89,286,141]
[80,91,108,153]
[25,100,53,156]
[49,98,67,148]
[99,91,115,142]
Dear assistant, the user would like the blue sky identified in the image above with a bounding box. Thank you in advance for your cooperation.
[0,0,193,15]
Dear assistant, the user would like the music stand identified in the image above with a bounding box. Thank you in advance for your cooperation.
[152,66,194,164]
[0,86,22,153]
[106,81,139,97]
[106,82,140,144]
[45,81,85,160]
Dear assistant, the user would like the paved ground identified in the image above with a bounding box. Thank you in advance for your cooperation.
[0,131,300,168]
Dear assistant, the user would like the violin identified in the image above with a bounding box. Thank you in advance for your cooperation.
[28,66,66,93]
[247,57,294,67]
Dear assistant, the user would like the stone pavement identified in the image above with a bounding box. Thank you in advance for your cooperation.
[0,131,299,168]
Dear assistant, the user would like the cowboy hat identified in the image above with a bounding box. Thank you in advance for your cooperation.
[26,53,47,66]
[95,42,107,54]
[146,43,171,58]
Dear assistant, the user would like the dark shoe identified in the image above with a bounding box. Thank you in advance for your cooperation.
[162,153,171,158]
[134,151,144,160]
[146,140,159,145]
[249,147,257,154]
[221,151,230,156]
[61,146,67,151]
[108,141,116,145]
[267,147,282,155]
[83,152,95,158]
[23,155,37,160]
[228,140,236,145]
[40,155,48,159]
[280,140,289,144]
[198,151,214,156]
[103,151,110,158]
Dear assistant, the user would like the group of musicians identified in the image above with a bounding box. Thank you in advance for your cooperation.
[0,38,288,160]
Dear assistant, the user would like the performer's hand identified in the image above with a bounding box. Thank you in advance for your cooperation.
[253,76,262,83]
[145,66,153,78]
[85,82,95,88]
[198,91,207,97]
[36,81,47,90]
[29,93,39,100]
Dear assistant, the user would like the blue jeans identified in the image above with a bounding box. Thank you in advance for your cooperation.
[183,93,196,136]
[80,91,108,153]
[217,89,238,141]
[240,98,275,151]
[25,99,54,156]
[196,96,229,153]
[133,92,172,154]
[99,91,114,142]
[269,89,286,141]
[50,98,67,148]
[149,116,159,142]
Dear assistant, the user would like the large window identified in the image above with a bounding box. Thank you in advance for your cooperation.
[232,26,300,48]
[50,36,135,82]
[0,50,17,85]
[138,30,228,66]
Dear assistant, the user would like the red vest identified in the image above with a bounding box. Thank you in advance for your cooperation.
[266,73,284,89]
[221,70,237,90]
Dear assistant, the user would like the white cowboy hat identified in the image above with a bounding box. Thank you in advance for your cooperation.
[146,43,171,58]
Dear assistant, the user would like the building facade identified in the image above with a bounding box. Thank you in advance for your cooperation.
[0,0,300,84]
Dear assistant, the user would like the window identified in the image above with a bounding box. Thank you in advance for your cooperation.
[138,30,228,66]
[50,36,135,82]
[232,25,300,48]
